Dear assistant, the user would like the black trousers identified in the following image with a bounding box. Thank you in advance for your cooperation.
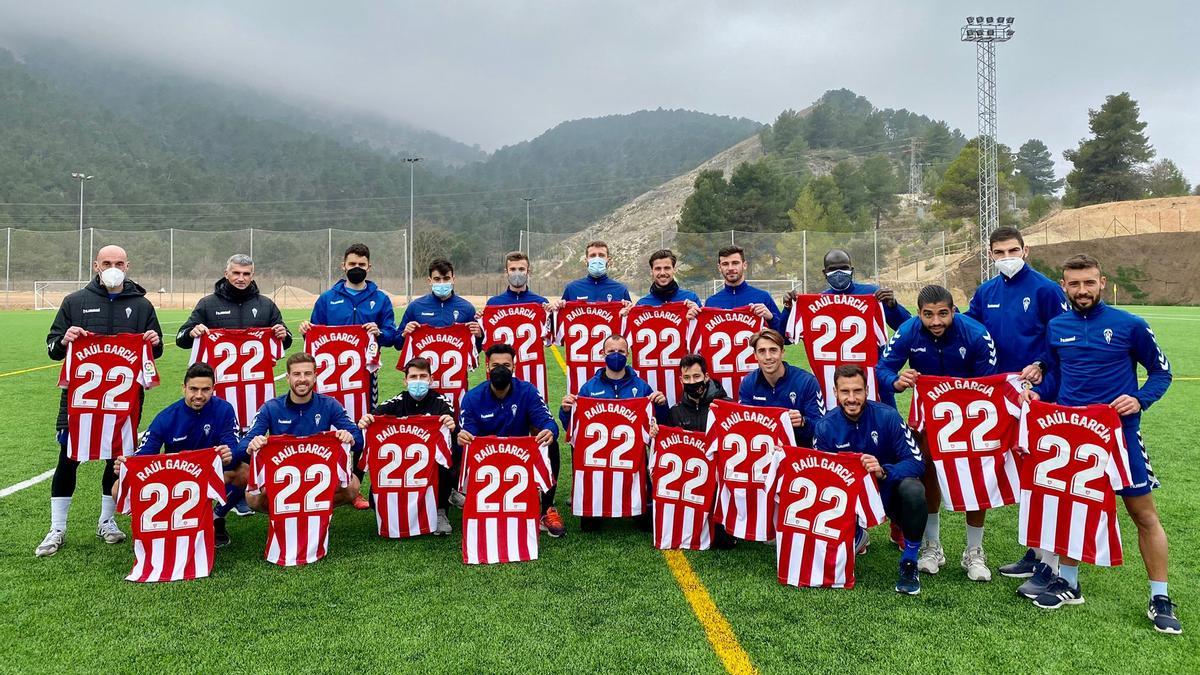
[50,443,116,498]
[883,477,928,544]
[540,438,561,514]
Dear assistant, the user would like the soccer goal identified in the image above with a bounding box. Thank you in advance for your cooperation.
[34,281,86,311]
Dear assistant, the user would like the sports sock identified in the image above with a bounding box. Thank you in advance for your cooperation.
[922,512,940,544]
[1150,580,1169,600]
[965,525,984,550]
[902,539,920,563]
[1037,548,1059,572]
[99,495,116,523]
[51,496,71,531]
[215,484,244,518]
[1059,564,1079,588]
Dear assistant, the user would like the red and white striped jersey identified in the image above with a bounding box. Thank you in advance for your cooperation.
[556,301,624,395]
[625,303,690,406]
[362,415,452,538]
[765,445,885,589]
[117,447,226,583]
[189,328,284,431]
[247,432,352,567]
[650,426,717,550]
[399,323,478,415]
[1017,400,1132,567]
[688,307,763,399]
[705,399,796,541]
[59,333,160,462]
[306,324,380,424]
[480,303,551,403]
[908,373,1024,512]
[568,397,653,518]
[787,294,887,411]
[460,436,554,565]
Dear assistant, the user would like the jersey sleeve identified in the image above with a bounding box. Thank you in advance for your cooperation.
[875,324,912,393]
[377,295,398,349]
[328,400,365,450]
[883,413,924,481]
[779,409,797,445]
[883,300,912,332]
[763,295,785,334]
[854,459,887,528]
[800,375,825,439]
[237,405,272,457]
[907,379,924,431]
[973,328,1000,376]
[116,461,133,515]
[336,441,352,487]
[138,341,160,390]
[527,387,559,440]
[247,448,266,495]
[1131,320,1172,410]
[533,441,555,491]
[218,404,240,448]
[434,427,453,469]
[761,445,788,503]
[46,300,72,361]
[207,449,228,505]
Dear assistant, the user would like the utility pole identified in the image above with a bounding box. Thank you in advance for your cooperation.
[404,157,423,302]
[522,197,534,254]
[907,137,922,196]
[71,172,94,282]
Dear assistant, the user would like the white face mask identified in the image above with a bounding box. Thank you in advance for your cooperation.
[995,257,1025,279]
[99,267,126,289]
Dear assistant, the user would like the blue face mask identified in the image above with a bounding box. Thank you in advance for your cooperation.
[587,258,607,278]
[604,352,627,372]
[431,282,453,299]
[825,269,853,291]
[407,379,430,399]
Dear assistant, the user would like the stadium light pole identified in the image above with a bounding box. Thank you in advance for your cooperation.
[405,157,423,302]
[71,172,94,283]
[522,197,534,254]
[961,15,1015,282]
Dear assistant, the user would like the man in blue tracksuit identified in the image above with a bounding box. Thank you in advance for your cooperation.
[1020,254,1179,633]
[399,257,481,345]
[737,329,824,447]
[458,344,563,536]
[704,245,784,333]
[964,227,1069,578]
[876,285,998,581]
[239,352,365,513]
[487,251,553,309]
[814,364,926,595]
[635,249,702,308]
[559,240,632,303]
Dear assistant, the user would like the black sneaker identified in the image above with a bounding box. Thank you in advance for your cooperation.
[895,559,921,595]
[713,524,738,550]
[999,548,1040,578]
[213,517,231,548]
[1033,576,1084,609]
[1148,595,1182,635]
[1017,562,1056,599]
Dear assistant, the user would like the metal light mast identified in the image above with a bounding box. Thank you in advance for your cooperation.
[961,15,1014,282]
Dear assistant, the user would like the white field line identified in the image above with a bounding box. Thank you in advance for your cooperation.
[0,469,55,498]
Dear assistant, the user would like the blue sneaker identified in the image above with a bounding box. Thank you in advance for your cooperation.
[895,559,921,595]
[1017,562,1056,599]
[233,498,254,517]
[1148,595,1182,635]
[1033,576,1084,609]
[854,527,869,555]
[999,548,1039,578]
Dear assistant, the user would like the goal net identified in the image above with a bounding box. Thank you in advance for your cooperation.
[34,281,86,311]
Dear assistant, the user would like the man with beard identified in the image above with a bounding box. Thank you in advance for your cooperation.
[635,249,701,309]
[704,246,783,332]
[738,329,824,447]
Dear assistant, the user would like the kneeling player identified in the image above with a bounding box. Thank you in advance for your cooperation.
[814,365,927,595]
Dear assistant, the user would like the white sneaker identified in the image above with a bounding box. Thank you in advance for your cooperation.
[961,546,992,582]
[97,519,126,544]
[434,509,452,535]
[35,529,65,557]
[449,489,466,509]
[917,542,945,574]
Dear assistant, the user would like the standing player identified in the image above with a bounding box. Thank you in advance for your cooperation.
[36,245,163,558]
[813,365,927,595]
[398,258,482,343]
[876,285,998,580]
[486,251,554,311]
[559,240,632,303]
[1022,254,1179,634]
[457,344,562,536]
[635,249,701,308]
[964,227,1069,578]
[705,246,784,333]
[738,329,824,447]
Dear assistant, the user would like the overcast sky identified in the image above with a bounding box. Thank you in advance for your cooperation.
[3,0,1197,181]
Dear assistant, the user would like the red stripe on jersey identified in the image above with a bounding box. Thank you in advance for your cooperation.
[190,328,282,430]
[688,307,763,400]
[461,436,551,565]
[625,303,690,406]
[568,397,653,518]
[556,301,625,395]
[705,400,794,541]
[399,324,478,415]
[363,415,452,538]
[62,333,159,461]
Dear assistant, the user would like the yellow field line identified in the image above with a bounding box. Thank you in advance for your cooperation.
[0,363,57,378]
[548,343,757,674]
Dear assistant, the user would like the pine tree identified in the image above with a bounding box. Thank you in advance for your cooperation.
[1063,92,1154,206]
[1015,139,1063,196]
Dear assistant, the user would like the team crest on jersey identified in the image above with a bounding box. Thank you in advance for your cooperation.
[314,413,322,428]
[1103,328,1113,344]
[606,294,613,301]
[1022,297,1031,312]
[632,387,638,395]
[125,307,132,318]
[959,346,967,359]
[511,404,518,416]
[370,300,376,309]
[789,392,797,404]
[453,310,460,320]
[203,424,211,436]
[871,431,879,445]
[252,307,258,318]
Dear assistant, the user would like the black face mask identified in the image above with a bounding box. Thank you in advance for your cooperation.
[683,380,707,400]
[650,280,679,299]
[489,365,513,390]
[346,267,368,284]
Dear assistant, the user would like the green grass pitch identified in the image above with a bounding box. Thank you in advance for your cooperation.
[0,306,1195,672]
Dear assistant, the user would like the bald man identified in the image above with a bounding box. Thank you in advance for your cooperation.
[36,245,164,557]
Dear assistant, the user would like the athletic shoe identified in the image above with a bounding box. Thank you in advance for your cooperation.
[35,529,65,557]
[233,498,254,517]
[917,542,945,574]
[854,527,870,555]
[713,524,738,550]
[895,559,921,595]
[1033,576,1085,609]
[434,509,452,535]
[999,548,1039,578]
[213,517,231,548]
[97,519,126,544]
[961,546,992,582]
[1148,595,1182,635]
[540,507,566,538]
[449,489,466,509]
[352,494,370,510]
[1017,562,1056,599]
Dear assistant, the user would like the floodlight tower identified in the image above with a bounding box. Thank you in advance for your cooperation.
[961,15,1015,281]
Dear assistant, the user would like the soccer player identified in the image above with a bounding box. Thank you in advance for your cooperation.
[357,357,459,534]
[458,344,562,535]
[964,227,1069,579]
[36,245,164,558]
[1021,254,1179,634]
[486,251,553,310]
[558,240,632,304]
[399,258,482,340]
[666,354,728,431]
[238,353,364,512]
[876,285,998,581]
[635,249,701,309]
[738,329,824,447]
[813,365,926,595]
[112,363,244,547]
[704,245,784,333]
